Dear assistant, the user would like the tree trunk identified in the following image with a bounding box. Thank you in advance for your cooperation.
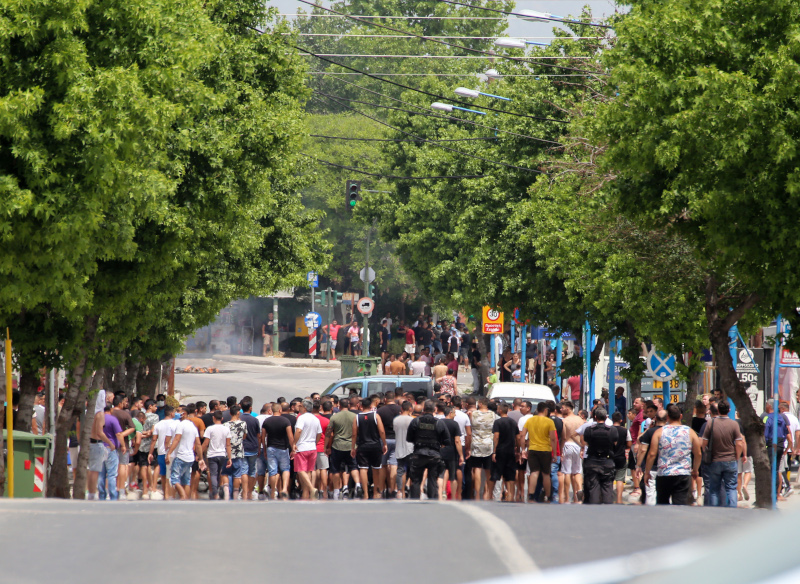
[682,366,702,426]
[72,369,105,499]
[705,278,768,507]
[141,359,161,398]
[0,345,5,496]
[135,362,148,398]
[477,333,492,396]
[110,361,126,395]
[15,366,40,432]
[124,359,139,396]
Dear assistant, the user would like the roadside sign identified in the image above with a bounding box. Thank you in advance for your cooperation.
[357,297,374,315]
[359,267,376,283]
[482,306,504,334]
[307,271,319,287]
[780,348,800,366]
[304,311,321,329]
[646,348,677,381]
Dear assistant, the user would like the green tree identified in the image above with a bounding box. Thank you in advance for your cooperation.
[587,0,800,507]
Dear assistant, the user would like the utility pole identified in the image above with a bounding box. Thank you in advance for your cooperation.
[326,287,333,363]
[272,297,278,357]
[363,222,373,357]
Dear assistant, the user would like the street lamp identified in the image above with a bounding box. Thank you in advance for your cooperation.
[494,38,549,49]
[454,87,511,101]
[431,102,487,115]
[517,9,599,26]
[484,68,502,80]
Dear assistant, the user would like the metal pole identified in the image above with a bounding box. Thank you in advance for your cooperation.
[520,325,527,382]
[272,297,278,357]
[540,339,545,385]
[583,320,591,411]
[326,287,333,363]
[363,224,371,357]
[490,334,496,372]
[555,337,563,400]
[5,329,14,498]
[728,323,739,420]
[510,324,516,355]
[771,314,782,510]
[608,340,615,416]
[48,368,56,467]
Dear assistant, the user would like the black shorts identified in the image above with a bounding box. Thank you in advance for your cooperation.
[440,456,457,479]
[469,455,492,470]
[527,450,552,473]
[134,450,152,467]
[491,454,517,483]
[356,444,383,470]
[192,461,200,473]
[330,448,357,474]
[381,345,388,353]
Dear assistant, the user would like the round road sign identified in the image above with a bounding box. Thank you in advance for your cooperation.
[357,297,374,315]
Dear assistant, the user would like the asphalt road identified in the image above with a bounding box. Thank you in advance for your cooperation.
[175,358,341,405]
[0,499,761,584]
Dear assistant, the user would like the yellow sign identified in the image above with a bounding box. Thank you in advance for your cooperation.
[295,316,309,337]
[482,306,504,334]
[652,393,680,403]
[652,380,680,390]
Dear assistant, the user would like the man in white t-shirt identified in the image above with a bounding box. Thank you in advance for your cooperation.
[148,406,178,500]
[167,407,206,500]
[410,354,427,377]
[255,403,272,499]
[293,399,323,500]
[203,411,232,500]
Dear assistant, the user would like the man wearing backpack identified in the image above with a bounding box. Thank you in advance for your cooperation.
[763,401,794,500]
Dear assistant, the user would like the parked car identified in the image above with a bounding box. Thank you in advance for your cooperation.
[321,376,434,400]
[486,382,554,407]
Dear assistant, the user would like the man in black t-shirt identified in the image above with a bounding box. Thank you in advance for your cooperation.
[379,320,390,369]
[636,410,667,505]
[377,392,402,498]
[611,412,632,504]
[438,404,463,500]
[418,322,433,353]
[261,403,294,500]
[490,403,520,501]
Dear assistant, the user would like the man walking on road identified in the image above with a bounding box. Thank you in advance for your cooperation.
[326,397,358,500]
[582,408,618,504]
[262,403,293,500]
[148,405,177,500]
[167,406,206,501]
[294,399,323,500]
[645,404,701,505]
[560,401,584,504]
[520,402,557,503]
[239,397,262,500]
[352,397,388,499]
[702,400,744,507]
[406,400,450,499]
[87,391,118,500]
[203,411,232,500]
[377,392,401,498]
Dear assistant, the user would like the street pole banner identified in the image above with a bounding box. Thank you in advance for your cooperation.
[308,328,317,357]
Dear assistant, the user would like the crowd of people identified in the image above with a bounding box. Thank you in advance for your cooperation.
[77,383,796,506]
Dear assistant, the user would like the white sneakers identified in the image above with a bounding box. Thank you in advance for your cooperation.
[150,491,164,500]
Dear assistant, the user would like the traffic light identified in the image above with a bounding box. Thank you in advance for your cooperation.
[369,283,376,298]
[315,289,328,307]
[333,291,344,305]
[346,180,361,211]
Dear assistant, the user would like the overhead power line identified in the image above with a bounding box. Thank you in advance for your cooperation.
[296,45,568,124]
[292,0,604,76]
[304,154,484,180]
[301,54,590,60]
[308,72,585,77]
[322,75,560,143]
[289,33,600,40]
[310,135,498,142]
[311,90,561,146]
[312,92,546,174]
[435,0,613,29]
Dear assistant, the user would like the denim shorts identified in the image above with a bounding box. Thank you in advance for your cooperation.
[88,443,108,473]
[256,454,269,476]
[157,454,167,477]
[170,458,193,486]
[267,447,291,476]
[243,453,258,478]
[382,439,397,467]
[228,458,245,479]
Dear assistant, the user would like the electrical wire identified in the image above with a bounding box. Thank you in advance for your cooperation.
[300,54,590,60]
[292,0,605,76]
[435,0,613,29]
[296,45,569,123]
[321,75,561,143]
[308,72,584,77]
[304,154,484,180]
[312,93,546,174]
[311,135,498,142]
[290,33,600,39]
[311,90,561,146]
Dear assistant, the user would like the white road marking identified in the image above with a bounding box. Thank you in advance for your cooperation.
[446,502,539,575]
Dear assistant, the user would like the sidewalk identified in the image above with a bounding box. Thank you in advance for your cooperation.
[176,353,340,369]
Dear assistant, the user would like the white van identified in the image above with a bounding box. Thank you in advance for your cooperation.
[486,382,554,407]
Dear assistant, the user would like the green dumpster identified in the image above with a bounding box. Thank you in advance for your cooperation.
[3,430,51,498]
[339,356,382,378]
